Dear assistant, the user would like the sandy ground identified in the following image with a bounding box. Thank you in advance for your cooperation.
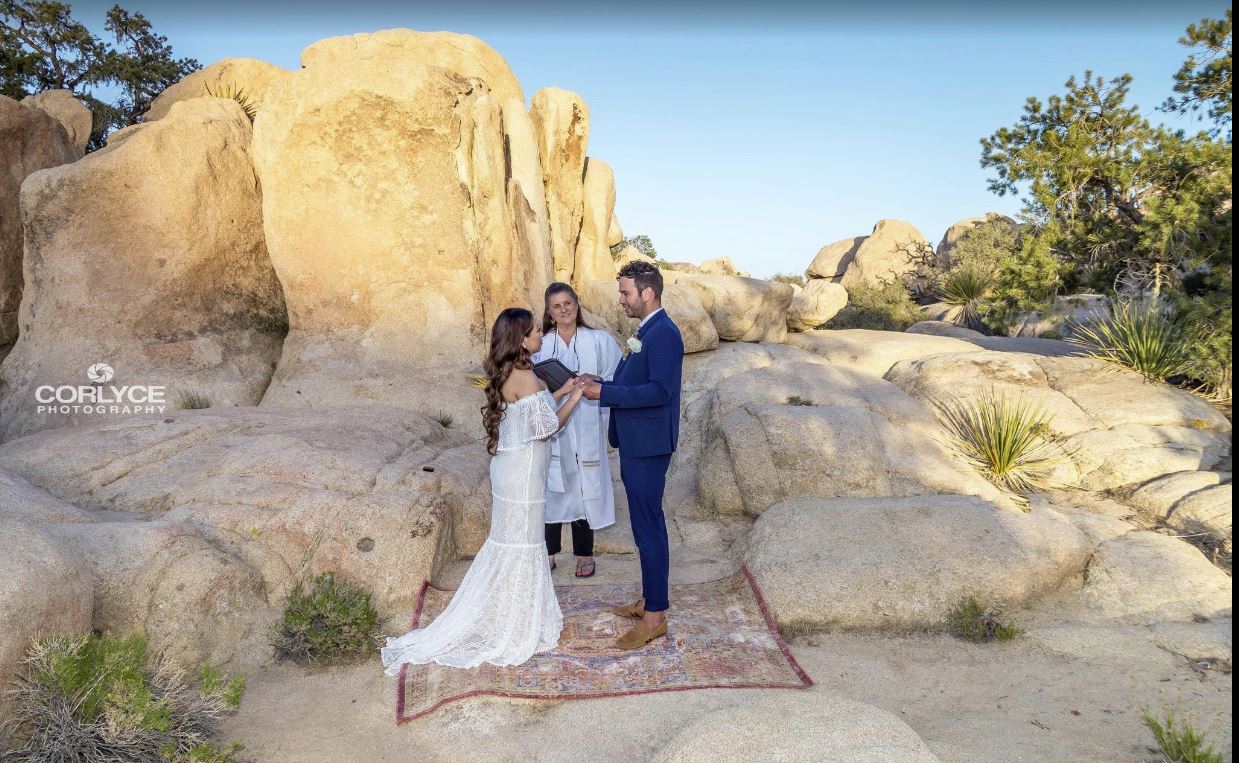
[220,542,1233,762]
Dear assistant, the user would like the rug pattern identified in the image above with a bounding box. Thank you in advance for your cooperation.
[395,565,812,723]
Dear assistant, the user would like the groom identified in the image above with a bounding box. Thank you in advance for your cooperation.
[581,260,683,650]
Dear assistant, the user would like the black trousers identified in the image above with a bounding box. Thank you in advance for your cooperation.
[545,519,594,556]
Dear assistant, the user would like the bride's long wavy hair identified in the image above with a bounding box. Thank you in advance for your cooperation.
[482,307,536,455]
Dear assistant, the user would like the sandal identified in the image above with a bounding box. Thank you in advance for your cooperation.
[575,557,596,578]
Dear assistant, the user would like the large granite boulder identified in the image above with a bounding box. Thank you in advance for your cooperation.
[0,97,285,443]
[581,280,717,354]
[0,95,82,360]
[664,272,794,343]
[885,351,1232,490]
[250,38,551,435]
[786,279,848,331]
[145,58,292,122]
[697,361,1012,516]
[653,692,940,762]
[839,219,929,288]
[0,404,465,623]
[735,495,1091,630]
[573,158,617,286]
[0,496,93,713]
[531,87,589,284]
[786,329,981,376]
[21,89,92,153]
[805,236,864,281]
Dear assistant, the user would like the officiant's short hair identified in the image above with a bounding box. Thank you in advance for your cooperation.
[618,261,663,300]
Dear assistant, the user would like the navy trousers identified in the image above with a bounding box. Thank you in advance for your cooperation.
[619,453,672,612]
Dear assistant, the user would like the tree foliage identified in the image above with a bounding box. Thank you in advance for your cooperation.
[977,13,1231,398]
[0,0,198,149]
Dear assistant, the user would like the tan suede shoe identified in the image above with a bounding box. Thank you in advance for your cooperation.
[616,619,668,650]
[610,598,646,619]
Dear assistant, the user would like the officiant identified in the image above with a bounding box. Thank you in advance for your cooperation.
[534,282,622,578]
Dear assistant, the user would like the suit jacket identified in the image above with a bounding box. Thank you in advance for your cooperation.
[599,308,684,457]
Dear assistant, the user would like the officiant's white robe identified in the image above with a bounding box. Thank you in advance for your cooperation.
[533,325,622,529]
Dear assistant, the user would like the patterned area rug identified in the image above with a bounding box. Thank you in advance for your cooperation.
[394,564,812,723]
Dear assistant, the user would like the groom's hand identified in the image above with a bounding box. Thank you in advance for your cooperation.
[582,380,602,400]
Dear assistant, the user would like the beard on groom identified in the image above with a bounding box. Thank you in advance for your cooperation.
[580,261,684,650]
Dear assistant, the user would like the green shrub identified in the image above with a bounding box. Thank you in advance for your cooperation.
[0,633,245,763]
[770,273,807,287]
[827,280,924,331]
[946,597,1022,642]
[932,389,1071,506]
[177,391,213,410]
[203,81,257,121]
[1142,709,1224,763]
[1067,298,1194,382]
[939,267,994,331]
[431,411,454,429]
[272,572,380,665]
[1174,268,1232,403]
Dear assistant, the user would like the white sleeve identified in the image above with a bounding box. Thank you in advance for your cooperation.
[599,332,623,381]
[525,390,561,442]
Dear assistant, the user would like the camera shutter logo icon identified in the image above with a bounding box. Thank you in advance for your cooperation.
[87,363,115,383]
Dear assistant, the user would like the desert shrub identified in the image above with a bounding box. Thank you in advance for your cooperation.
[1142,709,1224,763]
[177,391,212,410]
[1174,268,1233,403]
[1067,298,1194,382]
[431,411,454,429]
[932,389,1071,507]
[610,234,657,260]
[946,597,1022,642]
[939,267,994,331]
[0,633,245,763]
[785,395,814,406]
[770,273,806,287]
[827,280,923,331]
[272,572,380,665]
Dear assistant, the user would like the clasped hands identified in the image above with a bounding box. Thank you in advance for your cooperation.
[557,374,603,401]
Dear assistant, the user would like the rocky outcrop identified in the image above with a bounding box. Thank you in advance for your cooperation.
[664,272,793,343]
[653,692,941,762]
[21,89,91,153]
[697,361,1013,516]
[805,236,864,281]
[0,95,82,361]
[573,158,617,286]
[736,495,1091,630]
[0,98,285,443]
[145,58,292,122]
[786,329,981,376]
[531,87,589,284]
[250,37,553,434]
[0,403,471,670]
[840,220,929,288]
[885,351,1232,490]
[786,279,847,331]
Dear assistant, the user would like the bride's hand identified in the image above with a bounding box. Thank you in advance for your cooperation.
[555,377,577,398]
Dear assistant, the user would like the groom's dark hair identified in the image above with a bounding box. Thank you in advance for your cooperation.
[617,260,663,301]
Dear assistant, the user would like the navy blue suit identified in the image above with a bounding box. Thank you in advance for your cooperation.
[599,308,683,612]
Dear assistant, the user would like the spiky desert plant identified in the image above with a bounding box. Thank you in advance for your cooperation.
[1067,298,1193,381]
[932,389,1070,506]
[1141,709,1224,763]
[939,267,994,330]
[946,597,1022,642]
[203,81,257,121]
[177,391,212,410]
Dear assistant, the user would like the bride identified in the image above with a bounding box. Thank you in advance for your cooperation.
[381,307,586,673]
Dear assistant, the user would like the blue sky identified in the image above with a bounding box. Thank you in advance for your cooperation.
[69,1,1228,277]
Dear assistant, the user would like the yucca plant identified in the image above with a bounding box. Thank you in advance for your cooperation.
[203,81,258,121]
[1066,298,1193,381]
[939,267,994,331]
[1142,709,1224,763]
[932,389,1070,507]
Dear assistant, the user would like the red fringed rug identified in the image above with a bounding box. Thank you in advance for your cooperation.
[393,564,812,723]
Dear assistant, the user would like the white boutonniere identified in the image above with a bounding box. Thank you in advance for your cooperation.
[626,336,643,355]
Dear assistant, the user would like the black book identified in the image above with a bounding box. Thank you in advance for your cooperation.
[532,358,577,390]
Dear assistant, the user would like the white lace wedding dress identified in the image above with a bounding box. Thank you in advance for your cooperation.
[381,390,565,674]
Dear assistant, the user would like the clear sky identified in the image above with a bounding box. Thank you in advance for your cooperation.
[68,0,1227,277]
